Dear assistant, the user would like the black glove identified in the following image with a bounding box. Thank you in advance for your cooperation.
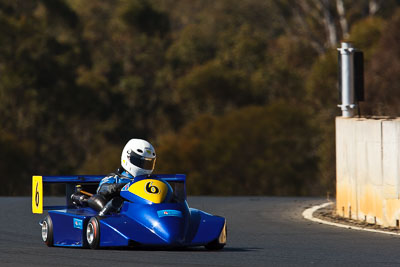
[87,194,107,211]
[97,183,126,199]
[71,193,88,207]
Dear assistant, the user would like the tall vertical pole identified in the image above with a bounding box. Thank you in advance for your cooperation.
[338,42,356,117]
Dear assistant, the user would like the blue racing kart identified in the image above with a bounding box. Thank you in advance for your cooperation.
[32,174,227,250]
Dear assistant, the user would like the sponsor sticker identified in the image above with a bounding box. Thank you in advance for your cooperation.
[73,218,83,229]
[122,184,129,191]
[157,210,182,218]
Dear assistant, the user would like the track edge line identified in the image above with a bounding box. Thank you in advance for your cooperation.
[302,202,400,236]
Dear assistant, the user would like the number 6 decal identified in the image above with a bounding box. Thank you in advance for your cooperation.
[32,176,43,214]
[145,181,160,194]
[35,183,40,207]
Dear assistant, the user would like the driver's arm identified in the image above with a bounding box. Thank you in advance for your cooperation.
[97,183,126,199]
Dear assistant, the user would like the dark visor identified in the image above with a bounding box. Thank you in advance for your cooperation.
[128,151,156,170]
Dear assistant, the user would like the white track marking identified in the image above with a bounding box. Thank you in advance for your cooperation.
[302,202,400,236]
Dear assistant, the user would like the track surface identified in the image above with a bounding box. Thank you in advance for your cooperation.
[2,197,400,266]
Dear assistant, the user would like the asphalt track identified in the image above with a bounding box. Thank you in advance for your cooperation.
[2,197,400,267]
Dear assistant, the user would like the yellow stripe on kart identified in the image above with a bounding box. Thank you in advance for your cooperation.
[32,176,43,214]
[128,179,168,204]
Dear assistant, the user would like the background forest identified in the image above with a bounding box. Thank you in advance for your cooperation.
[1,0,400,196]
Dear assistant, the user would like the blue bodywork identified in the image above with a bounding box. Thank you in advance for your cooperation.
[42,174,226,248]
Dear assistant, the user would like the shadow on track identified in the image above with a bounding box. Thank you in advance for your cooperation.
[84,246,263,253]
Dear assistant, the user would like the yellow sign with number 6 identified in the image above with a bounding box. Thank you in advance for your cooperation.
[32,176,43,214]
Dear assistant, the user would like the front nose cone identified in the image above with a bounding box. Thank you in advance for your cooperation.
[154,218,186,245]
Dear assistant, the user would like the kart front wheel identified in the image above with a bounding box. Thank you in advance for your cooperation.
[86,217,100,249]
[205,221,227,250]
[41,215,54,247]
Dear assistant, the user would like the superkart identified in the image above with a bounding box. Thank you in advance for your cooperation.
[32,174,227,250]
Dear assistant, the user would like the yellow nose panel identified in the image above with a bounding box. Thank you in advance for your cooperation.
[128,179,168,203]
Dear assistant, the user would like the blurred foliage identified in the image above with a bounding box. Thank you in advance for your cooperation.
[0,0,400,195]
[306,50,340,193]
[121,0,170,37]
[362,9,400,115]
[349,16,386,60]
[156,104,320,196]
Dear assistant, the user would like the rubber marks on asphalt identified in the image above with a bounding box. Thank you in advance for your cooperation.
[302,202,400,236]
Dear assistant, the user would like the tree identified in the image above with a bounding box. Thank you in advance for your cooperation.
[122,0,170,37]
[1,0,400,196]
[363,8,400,116]
[0,0,95,194]
[172,60,250,121]
[273,0,399,54]
[156,104,319,196]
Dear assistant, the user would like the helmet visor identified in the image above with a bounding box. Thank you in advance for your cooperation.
[128,151,156,171]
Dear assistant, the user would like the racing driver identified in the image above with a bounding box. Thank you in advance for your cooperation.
[71,138,156,216]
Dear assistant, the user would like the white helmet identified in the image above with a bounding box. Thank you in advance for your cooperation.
[121,139,156,177]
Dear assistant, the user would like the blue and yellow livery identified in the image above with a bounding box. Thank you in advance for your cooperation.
[34,174,226,250]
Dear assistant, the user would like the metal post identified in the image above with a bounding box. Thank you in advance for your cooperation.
[338,42,356,117]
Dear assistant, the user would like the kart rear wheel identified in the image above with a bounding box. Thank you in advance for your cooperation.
[86,217,100,249]
[41,215,54,247]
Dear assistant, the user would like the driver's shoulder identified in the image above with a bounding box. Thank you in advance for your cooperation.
[100,169,134,185]
[117,176,133,184]
[99,172,119,185]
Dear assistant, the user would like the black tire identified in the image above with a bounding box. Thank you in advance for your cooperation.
[41,215,54,247]
[205,240,225,250]
[86,217,100,249]
[205,222,227,250]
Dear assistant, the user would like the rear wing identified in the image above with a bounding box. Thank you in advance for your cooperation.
[32,174,186,214]
[32,175,105,214]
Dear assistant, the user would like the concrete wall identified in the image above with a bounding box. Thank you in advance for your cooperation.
[336,117,400,227]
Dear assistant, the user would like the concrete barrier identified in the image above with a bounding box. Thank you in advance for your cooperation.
[336,117,400,227]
